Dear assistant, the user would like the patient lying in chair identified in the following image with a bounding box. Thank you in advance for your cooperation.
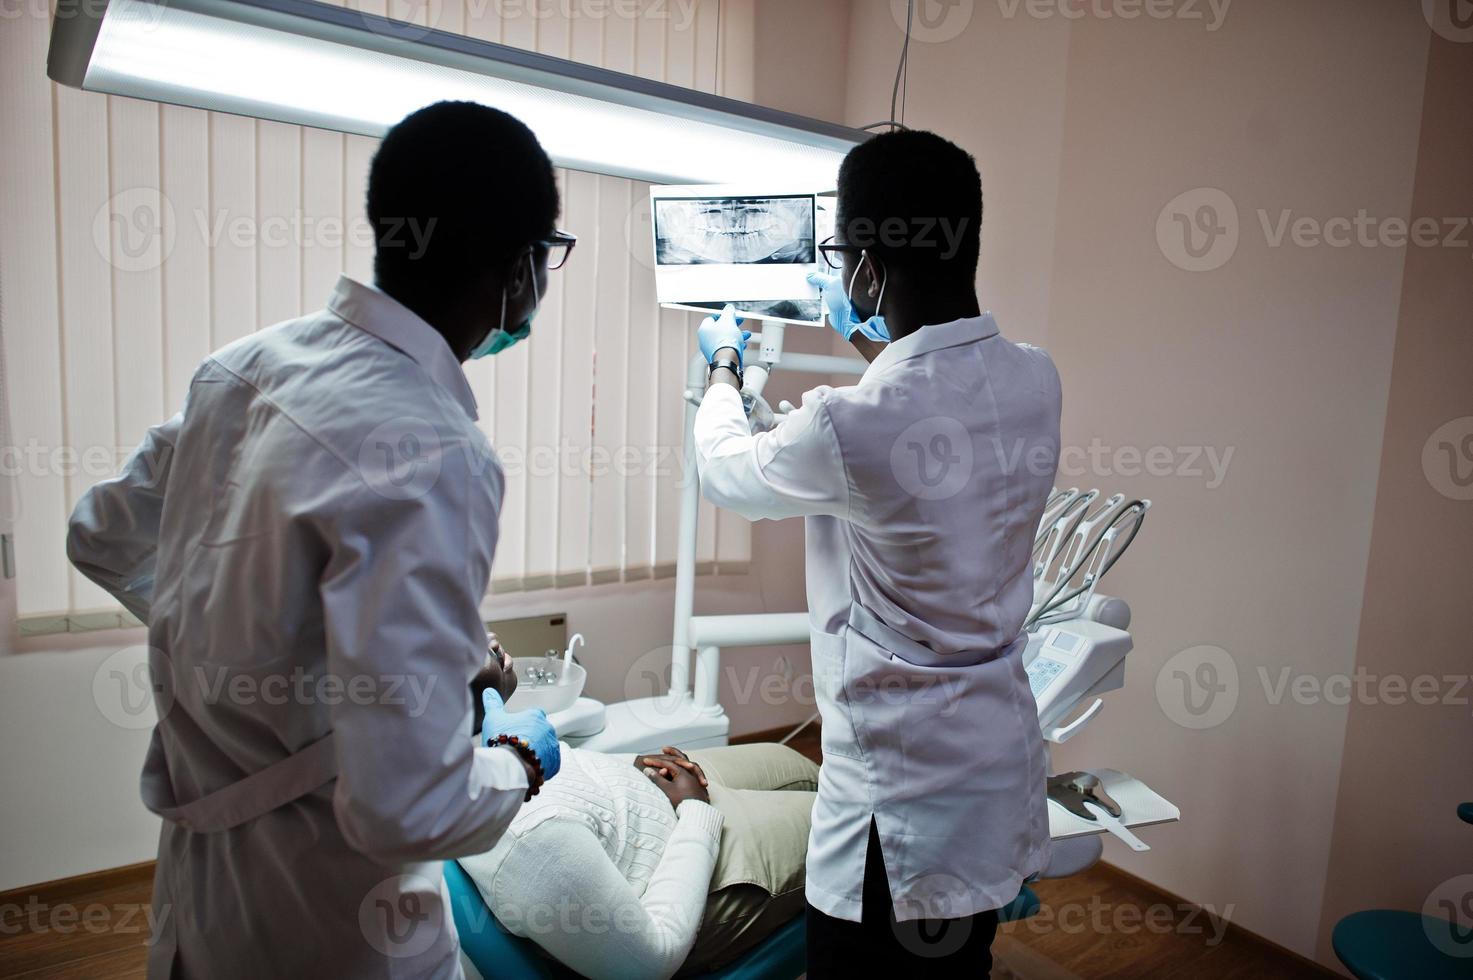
[461,642,818,980]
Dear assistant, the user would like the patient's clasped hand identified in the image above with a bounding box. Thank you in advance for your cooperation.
[463,639,817,980]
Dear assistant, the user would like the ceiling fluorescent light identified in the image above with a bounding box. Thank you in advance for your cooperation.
[48,0,866,187]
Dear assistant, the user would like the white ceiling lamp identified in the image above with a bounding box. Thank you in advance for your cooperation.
[47,0,866,187]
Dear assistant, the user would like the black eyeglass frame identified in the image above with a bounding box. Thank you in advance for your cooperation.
[816,235,863,271]
[534,230,578,270]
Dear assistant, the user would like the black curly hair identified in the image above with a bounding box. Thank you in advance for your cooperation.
[367,100,560,297]
[836,129,982,283]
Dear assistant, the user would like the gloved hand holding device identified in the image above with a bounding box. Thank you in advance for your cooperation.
[807,271,891,343]
[697,304,751,367]
[481,688,561,800]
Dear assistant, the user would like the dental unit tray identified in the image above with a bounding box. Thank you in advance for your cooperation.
[1045,768,1179,851]
[1049,771,1121,820]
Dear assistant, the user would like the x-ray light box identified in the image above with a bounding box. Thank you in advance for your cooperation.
[650,184,836,327]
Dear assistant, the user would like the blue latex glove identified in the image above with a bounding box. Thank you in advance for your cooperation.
[481,688,561,782]
[697,304,751,367]
[808,272,850,337]
[806,271,891,343]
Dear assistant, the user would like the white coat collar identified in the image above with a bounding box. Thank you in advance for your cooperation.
[328,276,480,421]
[862,313,1002,381]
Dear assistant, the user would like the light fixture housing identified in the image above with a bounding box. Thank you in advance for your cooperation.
[47,0,866,187]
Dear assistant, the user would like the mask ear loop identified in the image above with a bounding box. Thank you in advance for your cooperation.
[873,255,887,316]
[845,250,868,311]
[846,250,887,321]
[497,249,541,337]
[526,251,540,319]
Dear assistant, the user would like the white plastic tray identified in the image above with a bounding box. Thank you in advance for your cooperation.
[1047,768,1179,840]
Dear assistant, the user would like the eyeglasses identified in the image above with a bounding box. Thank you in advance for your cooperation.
[535,230,578,271]
[816,235,862,271]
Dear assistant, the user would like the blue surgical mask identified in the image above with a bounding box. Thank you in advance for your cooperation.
[471,252,539,359]
[844,250,891,343]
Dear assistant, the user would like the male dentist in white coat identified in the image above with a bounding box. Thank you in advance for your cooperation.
[693,130,1061,976]
[66,102,569,978]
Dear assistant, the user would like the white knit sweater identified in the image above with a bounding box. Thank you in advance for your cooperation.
[458,745,724,980]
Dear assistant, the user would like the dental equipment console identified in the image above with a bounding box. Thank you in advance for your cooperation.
[1023,488,1180,864]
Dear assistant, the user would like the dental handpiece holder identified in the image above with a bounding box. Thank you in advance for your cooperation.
[1026,489,1179,871]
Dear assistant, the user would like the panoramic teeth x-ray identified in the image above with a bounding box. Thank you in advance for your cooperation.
[680,298,825,323]
[650,186,831,325]
[654,195,815,265]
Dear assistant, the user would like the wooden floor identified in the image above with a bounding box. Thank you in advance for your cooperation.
[0,724,1333,979]
[775,725,1332,979]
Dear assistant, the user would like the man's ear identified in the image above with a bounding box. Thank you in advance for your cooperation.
[511,250,533,297]
[865,256,886,299]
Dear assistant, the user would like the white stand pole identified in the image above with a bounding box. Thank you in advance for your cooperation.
[662,324,866,727]
[669,352,710,699]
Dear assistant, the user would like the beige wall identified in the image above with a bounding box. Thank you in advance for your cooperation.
[842,1,1072,348]
[839,0,1465,969]
[753,0,852,123]
[1314,28,1473,965]
[1039,0,1428,963]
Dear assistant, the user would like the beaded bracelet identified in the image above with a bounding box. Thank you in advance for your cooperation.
[490,733,545,792]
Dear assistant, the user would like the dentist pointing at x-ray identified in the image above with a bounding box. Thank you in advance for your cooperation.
[693,130,1063,976]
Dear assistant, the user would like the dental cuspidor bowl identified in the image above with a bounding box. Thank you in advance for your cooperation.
[505,657,586,715]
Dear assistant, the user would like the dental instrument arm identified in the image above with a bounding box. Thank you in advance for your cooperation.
[486,801,724,980]
[1028,500,1149,628]
[65,410,184,622]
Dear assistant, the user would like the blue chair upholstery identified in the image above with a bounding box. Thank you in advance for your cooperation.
[1332,910,1473,980]
[446,860,1039,978]
[1332,803,1473,979]
[685,915,806,980]
[445,859,576,979]
[444,860,807,980]
[998,885,1041,923]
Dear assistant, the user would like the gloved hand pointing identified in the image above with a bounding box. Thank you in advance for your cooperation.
[808,272,849,338]
[697,304,751,367]
[482,688,561,790]
[807,271,891,343]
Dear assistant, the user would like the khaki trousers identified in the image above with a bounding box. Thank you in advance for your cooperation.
[675,743,819,975]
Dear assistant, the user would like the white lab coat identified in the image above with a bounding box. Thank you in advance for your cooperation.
[67,277,529,979]
[694,314,1060,923]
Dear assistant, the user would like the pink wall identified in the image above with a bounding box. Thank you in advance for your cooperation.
[840,0,1452,968]
[1314,29,1473,965]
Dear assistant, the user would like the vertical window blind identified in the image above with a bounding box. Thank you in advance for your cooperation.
[0,0,754,629]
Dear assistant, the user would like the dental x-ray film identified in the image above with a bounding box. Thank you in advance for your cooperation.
[650,184,834,326]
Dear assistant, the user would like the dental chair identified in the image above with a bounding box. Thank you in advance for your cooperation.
[444,860,1042,979]
[1330,802,1473,980]
[444,859,806,980]
[444,487,1171,978]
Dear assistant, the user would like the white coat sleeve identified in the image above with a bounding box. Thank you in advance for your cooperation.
[65,412,183,622]
[489,800,725,980]
[319,437,528,865]
[693,383,851,522]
